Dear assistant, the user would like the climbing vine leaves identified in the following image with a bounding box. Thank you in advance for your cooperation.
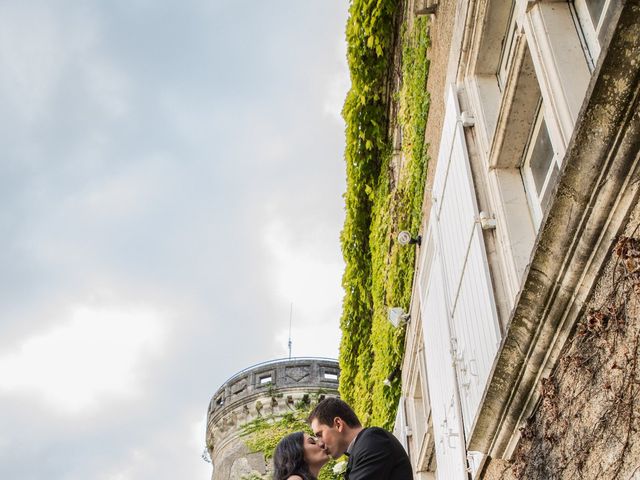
[339,6,431,430]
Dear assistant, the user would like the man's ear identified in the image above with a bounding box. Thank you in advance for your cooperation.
[333,417,345,432]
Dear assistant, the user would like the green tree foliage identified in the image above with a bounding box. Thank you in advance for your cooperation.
[339,10,431,430]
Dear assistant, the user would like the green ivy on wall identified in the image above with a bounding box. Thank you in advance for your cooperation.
[339,8,431,430]
[240,404,341,480]
[338,0,400,429]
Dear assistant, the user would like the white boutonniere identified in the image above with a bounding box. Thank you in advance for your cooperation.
[332,460,348,475]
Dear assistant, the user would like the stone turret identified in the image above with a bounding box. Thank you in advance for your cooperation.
[205,357,340,480]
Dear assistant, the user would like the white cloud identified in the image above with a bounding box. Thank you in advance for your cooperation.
[0,304,167,414]
[0,3,66,123]
[79,154,174,217]
[0,2,349,479]
[263,217,342,314]
[98,450,144,480]
[262,215,342,358]
[322,39,350,125]
[83,57,131,118]
[323,71,350,125]
[93,414,211,480]
[0,1,129,126]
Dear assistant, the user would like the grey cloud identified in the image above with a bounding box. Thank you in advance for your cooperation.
[0,1,348,479]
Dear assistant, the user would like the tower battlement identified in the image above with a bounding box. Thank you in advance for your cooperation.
[206,357,340,479]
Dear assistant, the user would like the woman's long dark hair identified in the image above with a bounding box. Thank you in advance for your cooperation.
[272,431,316,480]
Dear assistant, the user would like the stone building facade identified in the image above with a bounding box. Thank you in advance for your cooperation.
[393,0,640,478]
[205,358,340,480]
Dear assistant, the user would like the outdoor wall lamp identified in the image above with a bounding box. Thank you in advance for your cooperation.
[388,307,410,327]
[397,230,421,246]
[383,367,401,387]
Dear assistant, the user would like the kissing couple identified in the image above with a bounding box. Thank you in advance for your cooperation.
[272,398,413,480]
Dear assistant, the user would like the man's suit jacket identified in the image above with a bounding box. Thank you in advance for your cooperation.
[345,427,413,480]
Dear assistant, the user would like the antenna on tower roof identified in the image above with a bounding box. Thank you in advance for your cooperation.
[288,302,293,359]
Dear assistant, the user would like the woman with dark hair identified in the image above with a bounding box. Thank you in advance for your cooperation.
[273,431,329,480]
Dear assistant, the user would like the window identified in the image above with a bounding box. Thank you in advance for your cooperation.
[465,0,517,154]
[521,101,561,228]
[574,0,617,67]
[410,373,426,447]
[497,1,517,91]
[259,375,272,385]
[408,369,435,475]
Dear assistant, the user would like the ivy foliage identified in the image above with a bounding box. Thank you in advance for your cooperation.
[240,403,340,480]
[339,0,400,429]
[339,11,431,430]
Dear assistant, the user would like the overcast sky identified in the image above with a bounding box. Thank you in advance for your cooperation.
[0,1,349,478]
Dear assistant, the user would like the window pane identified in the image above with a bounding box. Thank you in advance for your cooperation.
[598,2,616,43]
[586,0,606,28]
[541,163,560,212]
[529,119,554,196]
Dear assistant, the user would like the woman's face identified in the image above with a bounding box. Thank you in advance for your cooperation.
[302,433,329,468]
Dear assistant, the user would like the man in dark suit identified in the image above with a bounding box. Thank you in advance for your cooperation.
[308,398,413,480]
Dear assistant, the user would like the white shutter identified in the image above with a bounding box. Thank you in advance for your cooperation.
[418,230,468,480]
[432,85,501,437]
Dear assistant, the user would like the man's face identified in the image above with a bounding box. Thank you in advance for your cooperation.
[311,417,347,459]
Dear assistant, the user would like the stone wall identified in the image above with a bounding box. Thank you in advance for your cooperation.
[469,0,640,461]
[206,358,340,480]
[483,202,640,480]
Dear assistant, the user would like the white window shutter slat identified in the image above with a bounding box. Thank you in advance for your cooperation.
[419,227,468,480]
[434,85,501,437]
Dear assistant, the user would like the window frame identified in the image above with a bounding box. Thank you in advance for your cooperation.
[573,0,616,65]
[497,1,518,91]
[520,101,562,228]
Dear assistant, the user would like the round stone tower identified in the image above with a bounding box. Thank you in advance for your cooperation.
[205,357,340,480]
